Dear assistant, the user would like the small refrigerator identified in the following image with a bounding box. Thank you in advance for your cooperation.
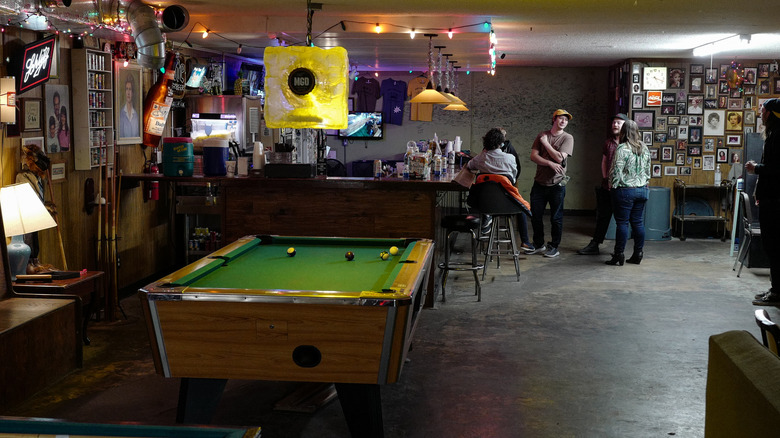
[185,95,263,154]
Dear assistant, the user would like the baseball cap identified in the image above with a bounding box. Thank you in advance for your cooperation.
[763,98,780,118]
[614,113,628,121]
[552,109,572,121]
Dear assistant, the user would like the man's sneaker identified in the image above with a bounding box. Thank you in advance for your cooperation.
[577,240,600,255]
[755,290,771,300]
[754,291,780,306]
[480,216,493,235]
[521,243,535,253]
[543,246,560,258]
[527,244,547,255]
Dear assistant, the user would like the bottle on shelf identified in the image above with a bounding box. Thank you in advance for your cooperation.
[714,165,722,186]
[142,51,178,149]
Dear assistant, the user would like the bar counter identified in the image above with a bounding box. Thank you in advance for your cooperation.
[123,172,467,305]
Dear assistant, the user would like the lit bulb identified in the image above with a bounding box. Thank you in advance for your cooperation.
[410,29,416,39]
[123,59,129,67]
[448,29,453,39]
[202,30,209,38]
[374,72,379,77]
[375,23,381,33]
[237,44,242,54]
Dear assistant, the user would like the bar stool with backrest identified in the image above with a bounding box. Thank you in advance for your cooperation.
[438,214,484,302]
[733,191,761,277]
[467,176,530,281]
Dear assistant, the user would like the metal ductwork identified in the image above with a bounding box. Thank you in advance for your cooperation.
[124,0,165,70]
[160,5,189,33]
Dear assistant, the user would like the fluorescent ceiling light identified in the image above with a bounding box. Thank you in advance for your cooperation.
[693,34,751,57]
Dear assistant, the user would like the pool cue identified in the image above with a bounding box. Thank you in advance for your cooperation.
[96,151,103,265]
[45,169,68,270]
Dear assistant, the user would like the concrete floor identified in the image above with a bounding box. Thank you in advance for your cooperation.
[5,216,774,438]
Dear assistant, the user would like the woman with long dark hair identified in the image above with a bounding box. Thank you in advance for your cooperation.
[749,98,780,305]
[606,119,651,266]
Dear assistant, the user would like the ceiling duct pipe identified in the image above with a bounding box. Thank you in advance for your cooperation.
[124,0,166,70]
[160,5,189,32]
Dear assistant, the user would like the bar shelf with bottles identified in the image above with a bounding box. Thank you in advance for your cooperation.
[72,48,114,170]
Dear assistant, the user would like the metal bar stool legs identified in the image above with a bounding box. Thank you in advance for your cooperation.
[439,215,484,302]
[482,214,521,282]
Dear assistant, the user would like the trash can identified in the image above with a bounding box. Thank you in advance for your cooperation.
[605,186,671,241]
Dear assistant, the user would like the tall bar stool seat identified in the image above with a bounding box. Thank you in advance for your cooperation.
[467,177,530,282]
[438,214,484,302]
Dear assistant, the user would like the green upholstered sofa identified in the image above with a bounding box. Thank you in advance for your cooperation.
[705,330,780,437]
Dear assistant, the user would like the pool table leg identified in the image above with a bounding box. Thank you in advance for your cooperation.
[175,377,228,424]
[335,383,384,438]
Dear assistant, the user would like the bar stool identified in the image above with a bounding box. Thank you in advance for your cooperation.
[438,214,484,302]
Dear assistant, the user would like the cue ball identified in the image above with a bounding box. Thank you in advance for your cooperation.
[389,246,399,255]
[380,251,390,260]
[345,251,355,261]
[287,247,296,257]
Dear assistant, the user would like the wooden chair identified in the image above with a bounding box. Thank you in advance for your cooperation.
[754,309,780,356]
[733,191,761,277]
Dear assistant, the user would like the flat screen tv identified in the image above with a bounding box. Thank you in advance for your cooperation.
[339,111,383,139]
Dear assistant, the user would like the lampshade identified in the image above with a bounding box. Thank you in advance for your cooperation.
[1,182,57,280]
[410,83,452,104]
[0,76,16,124]
[443,103,469,111]
[442,91,465,105]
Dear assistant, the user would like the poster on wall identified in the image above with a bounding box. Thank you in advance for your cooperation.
[44,84,70,153]
[115,61,143,145]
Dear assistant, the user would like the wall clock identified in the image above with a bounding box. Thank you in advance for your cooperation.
[643,67,668,90]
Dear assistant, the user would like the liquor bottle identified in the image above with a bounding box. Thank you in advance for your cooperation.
[142,51,178,149]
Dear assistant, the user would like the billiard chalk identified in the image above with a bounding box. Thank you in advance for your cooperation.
[380,251,389,260]
[345,251,355,261]
[287,247,296,257]
[389,246,399,255]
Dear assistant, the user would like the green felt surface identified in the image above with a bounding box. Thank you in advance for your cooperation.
[177,236,416,294]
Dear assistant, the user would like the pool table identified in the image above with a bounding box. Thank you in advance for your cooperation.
[139,235,434,437]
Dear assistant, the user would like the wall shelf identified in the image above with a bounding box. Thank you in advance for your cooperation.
[71,49,114,170]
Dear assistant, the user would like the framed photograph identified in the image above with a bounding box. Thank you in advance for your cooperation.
[758,63,770,78]
[693,157,702,169]
[726,134,742,146]
[632,110,655,129]
[704,110,725,136]
[725,110,743,131]
[744,96,755,109]
[744,110,756,125]
[632,83,641,94]
[689,115,703,126]
[704,99,718,109]
[681,116,689,125]
[705,68,718,84]
[20,98,42,132]
[759,79,771,95]
[661,105,675,115]
[744,67,757,85]
[689,76,703,93]
[730,149,743,164]
[642,131,653,145]
[20,137,45,171]
[667,116,680,125]
[655,116,667,131]
[652,164,662,178]
[662,93,676,104]
[728,98,743,109]
[705,84,717,98]
[44,84,70,154]
[745,126,754,135]
[730,88,743,98]
[649,148,659,160]
[676,153,685,165]
[676,101,686,115]
[718,96,728,108]
[773,78,780,94]
[719,80,730,94]
[661,146,673,161]
[668,126,678,139]
[743,85,755,96]
[668,68,685,88]
[50,160,66,183]
[632,73,640,83]
[688,145,701,156]
[677,140,688,150]
[654,133,667,143]
[632,94,644,109]
[716,148,729,163]
[690,64,704,75]
[678,126,688,140]
[679,166,692,176]
[720,64,730,77]
[703,155,715,171]
[664,166,678,176]
[115,61,143,145]
[704,137,716,152]
[687,95,703,115]
[646,91,662,106]
[688,126,702,144]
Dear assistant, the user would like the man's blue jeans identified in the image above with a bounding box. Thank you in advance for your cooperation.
[530,182,566,249]
[611,186,649,255]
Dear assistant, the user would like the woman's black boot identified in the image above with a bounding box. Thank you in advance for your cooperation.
[626,251,643,265]
[605,253,625,266]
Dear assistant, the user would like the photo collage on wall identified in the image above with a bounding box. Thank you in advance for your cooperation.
[629,60,770,179]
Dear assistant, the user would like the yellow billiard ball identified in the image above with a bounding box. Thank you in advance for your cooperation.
[287,247,296,257]
[380,251,390,260]
[389,246,399,256]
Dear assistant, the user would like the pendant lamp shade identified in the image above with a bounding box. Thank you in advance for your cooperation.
[410,82,453,104]
[443,103,469,111]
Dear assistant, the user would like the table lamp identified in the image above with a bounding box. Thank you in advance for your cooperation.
[0,183,57,280]
[0,76,16,124]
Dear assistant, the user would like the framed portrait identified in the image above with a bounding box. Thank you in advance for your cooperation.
[667,116,680,125]
[705,84,717,98]
[718,96,728,108]
[744,110,756,125]
[678,126,688,140]
[730,88,743,98]
[744,96,755,109]
[688,145,701,156]
[693,157,701,169]
[115,61,143,145]
[632,110,655,129]
[745,126,754,135]
[661,146,673,162]
[716,148,729,163]
[743,85,755,96]
[642,131,653,145]
[703,155,715,171]
[703,110,725,136]
[728,98,743,109]
[759,79,771,95]
[675,153,685,165]
[719,80,730,94]
[679,166,692,176]
[725,110,743,131]
[759,63,770,78]
[680,116,689,126]
[632,84,641,94]
[661,105,675,115]
[668,126,678,139]
[632,94,644,109]
[774,78,780,94]
[687,95,703,115]
[705,68,718,84]
[655,116,667,131]
[689,76,703,93]
[704,137,716,152]
[20,137,45,170]
[720,64,730,77]
[689,115,703,126]
[44,84,70,154]
[652,164,662,178]
[632,73,640,83]
[726,135,742,146]
[677,139,688,150]
[664,166,678,176]
[646,91,662,107]
[649,148,659,160]
[690,64,704,75]
[654,133,667,143]
[688,126,702,144]
[730,149,742,164]
[50,160,66,183]
[704,99,718,109]
[20,98,42,132]
[744,67,757,85]
[668,68,685,88]
[676,102,686,115]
